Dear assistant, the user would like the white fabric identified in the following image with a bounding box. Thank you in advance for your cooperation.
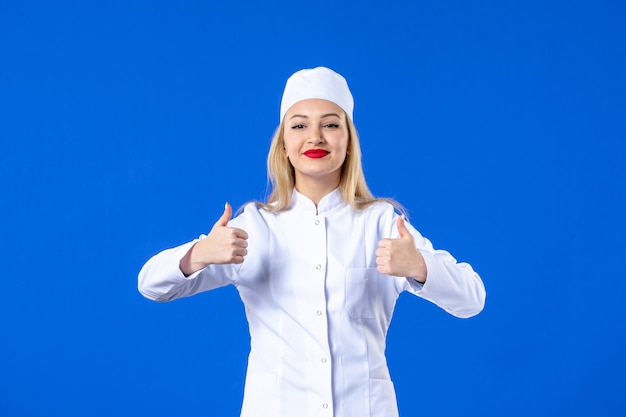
[280,67,354,122]
[138,188,486,417]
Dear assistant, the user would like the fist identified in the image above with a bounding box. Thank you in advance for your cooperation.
[179,203,249,276]
[200,202,249,265]
[376,216,427,283]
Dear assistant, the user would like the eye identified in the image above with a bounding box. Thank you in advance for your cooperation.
[323,123,340,129]
[291,124,305,129]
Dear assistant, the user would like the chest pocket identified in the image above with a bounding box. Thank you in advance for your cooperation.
[345,267,381,319]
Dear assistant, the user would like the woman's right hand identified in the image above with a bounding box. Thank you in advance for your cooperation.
[179,203,249,276]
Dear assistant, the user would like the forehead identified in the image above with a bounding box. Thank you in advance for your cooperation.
[285,99,344,119]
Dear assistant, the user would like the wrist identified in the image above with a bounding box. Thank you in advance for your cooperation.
[180,243,205,276]
[410,251,427,283]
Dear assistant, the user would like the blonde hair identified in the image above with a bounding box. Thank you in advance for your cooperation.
[258,113,405,215]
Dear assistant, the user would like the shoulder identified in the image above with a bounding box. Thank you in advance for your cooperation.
[230,202,272,229]
[352,199,399,236]
[235,201,274,216]
[360,199,400,218]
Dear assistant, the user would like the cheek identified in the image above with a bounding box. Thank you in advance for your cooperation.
[283,142,295,157]
[283,135,302,157]
[282,135,291,156]
[333,134,350,154]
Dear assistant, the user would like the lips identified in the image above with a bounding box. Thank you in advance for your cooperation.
[304,149,330,158]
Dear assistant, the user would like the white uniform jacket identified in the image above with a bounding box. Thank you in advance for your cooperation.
[138,188,486,417]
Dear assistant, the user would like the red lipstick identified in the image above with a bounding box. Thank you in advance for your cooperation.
[304,149,330,158]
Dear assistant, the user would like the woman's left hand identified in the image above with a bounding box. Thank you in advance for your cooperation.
[376,217,427,283]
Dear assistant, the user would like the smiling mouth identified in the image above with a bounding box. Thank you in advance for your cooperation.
[304,149,330,158]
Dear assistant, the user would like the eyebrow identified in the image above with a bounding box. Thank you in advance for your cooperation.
[288,113,342,120]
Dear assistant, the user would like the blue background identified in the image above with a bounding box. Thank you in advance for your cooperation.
[1,0,625,416]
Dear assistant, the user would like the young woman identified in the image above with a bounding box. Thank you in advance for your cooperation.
[138,67,486,417]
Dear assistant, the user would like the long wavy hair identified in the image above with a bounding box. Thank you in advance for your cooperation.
[258,112,405,215]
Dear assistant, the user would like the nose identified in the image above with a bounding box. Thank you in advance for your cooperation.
[308,125,325,144]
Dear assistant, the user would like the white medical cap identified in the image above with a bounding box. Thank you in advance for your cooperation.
[280,67,354,122]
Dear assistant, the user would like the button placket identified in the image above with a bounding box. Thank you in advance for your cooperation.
[308,212,332,413]
[314,216,322,270]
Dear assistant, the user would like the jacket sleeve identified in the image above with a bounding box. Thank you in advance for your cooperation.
[400,218,486,318]
[137,238,239,302]
[137,203,264,303]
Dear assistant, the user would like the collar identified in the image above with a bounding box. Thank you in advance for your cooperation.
[292,187,346,215]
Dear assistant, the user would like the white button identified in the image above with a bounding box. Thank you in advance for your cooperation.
[316,310,322,316]
[315,219,320,225]
[321,358,327,363]
[322,403,329,409]
[315,264,321,270]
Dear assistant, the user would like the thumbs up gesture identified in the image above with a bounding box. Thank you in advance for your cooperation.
[376,216,427,283]
[179,203,249,276]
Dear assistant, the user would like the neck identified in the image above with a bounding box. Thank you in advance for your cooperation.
[295,176,340,207]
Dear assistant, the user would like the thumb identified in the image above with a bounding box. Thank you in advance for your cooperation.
[212,202,232,229]
[397,216,412,240]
